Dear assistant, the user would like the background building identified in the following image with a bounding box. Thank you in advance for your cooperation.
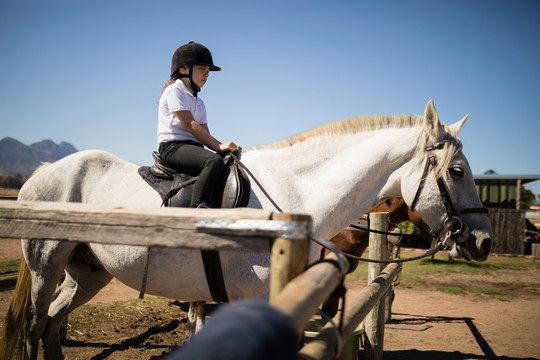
[473,175,540,255]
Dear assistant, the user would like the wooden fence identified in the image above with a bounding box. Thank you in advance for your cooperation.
[0,200,396,360]
[298,212,398,360]
[487,208,526,255]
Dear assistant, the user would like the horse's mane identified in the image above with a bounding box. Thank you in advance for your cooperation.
[248,114,423,151]
[248,113,462,178]
[32,162,52,176]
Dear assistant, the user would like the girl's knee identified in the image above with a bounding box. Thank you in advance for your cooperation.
[205,154,225,171]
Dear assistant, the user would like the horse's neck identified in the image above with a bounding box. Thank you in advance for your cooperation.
[243,128,420,238]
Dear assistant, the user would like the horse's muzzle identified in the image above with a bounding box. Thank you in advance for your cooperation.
[453,230,492,262]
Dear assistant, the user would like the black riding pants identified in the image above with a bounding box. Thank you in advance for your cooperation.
[159,141,225,207]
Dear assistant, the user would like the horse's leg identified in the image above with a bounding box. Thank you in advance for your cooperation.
[187,302,196,329]
[23,240,78,360]
[187,301,206,334]
[42,264,113,359]
[322,230,369,317]
[327,230,369,274]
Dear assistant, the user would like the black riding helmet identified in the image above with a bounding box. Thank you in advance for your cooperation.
[171,42,221,97]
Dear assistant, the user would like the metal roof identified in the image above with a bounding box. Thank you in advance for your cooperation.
[473,175,540,185]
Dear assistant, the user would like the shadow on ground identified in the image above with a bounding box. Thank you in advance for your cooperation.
[361,313,539,360]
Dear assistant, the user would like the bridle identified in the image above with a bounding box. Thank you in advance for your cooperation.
[408,139,488,260]
[314,138,489,264]
[232,138,490,263]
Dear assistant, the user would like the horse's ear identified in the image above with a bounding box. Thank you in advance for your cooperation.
[423,99,445,141]
[448,114,469,135]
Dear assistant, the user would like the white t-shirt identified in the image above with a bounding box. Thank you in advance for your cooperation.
[157,80,207,146]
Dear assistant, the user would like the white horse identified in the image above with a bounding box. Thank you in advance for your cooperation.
[0,100,492,360]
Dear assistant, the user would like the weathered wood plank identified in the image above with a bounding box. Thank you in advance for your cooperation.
[364,212,389,360]
[269,212,311,300]
[487,208,525,255]
[269,252,349,334]
[0,200,309,252]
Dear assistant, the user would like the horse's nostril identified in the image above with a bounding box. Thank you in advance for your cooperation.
[473,237,493,261]
[482,238,493,254]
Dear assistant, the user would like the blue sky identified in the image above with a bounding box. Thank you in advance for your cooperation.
[1,0,539,195]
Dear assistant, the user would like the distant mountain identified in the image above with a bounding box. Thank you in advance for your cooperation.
[0,137,78,177]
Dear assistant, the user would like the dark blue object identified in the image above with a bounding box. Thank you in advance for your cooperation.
[165,299,298,360]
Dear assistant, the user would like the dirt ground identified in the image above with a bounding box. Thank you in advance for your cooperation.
[1,238,539,360]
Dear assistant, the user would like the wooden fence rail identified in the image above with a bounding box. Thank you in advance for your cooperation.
[1,201,394,360]
[298,263,400,360]
[297,212,395,360]
[0,200,309,252]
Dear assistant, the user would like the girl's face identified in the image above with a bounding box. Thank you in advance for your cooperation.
[180,65,210,90]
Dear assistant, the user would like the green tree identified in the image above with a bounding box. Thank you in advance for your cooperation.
[0,174,25,189]
[520,187,536,209]
[399,221,422,235]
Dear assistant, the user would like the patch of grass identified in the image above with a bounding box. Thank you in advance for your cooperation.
[468,288,505,295]
[436,287,506,297]
[437,287,467,295]
[483,254,540,269]
[348,248,540,287]
[0,259,20,277]
[399,252,540,287]
[345,261,369,281]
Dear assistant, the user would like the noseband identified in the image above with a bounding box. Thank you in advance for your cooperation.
[409,140,488,258]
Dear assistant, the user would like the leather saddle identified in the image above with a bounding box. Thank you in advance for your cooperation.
[138,151,250,209]
[137,151,251,303]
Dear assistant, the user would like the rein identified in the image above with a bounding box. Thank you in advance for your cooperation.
[230,153,442,264]
[232,137,489,264]
[312,236,445,264]
[229,153,283,212]
[348,223,432,239]
[345,223,441,263]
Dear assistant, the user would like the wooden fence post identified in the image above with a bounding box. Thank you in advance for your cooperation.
[297,263,399,360]
[364,212,388,360]
[269,212,311,301]
[385,242,394,323]
[269,252,349,334]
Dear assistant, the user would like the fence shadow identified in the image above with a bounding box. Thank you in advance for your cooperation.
[62,318,184,360]
[379,349,538,360]
[377,313,537,360]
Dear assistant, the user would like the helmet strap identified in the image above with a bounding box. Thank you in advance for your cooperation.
[187,65,200,97]
[175,65,200,97]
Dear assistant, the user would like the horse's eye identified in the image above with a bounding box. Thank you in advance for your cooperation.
[449,167,464,178]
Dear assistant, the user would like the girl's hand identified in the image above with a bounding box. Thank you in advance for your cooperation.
[219,141,242,153]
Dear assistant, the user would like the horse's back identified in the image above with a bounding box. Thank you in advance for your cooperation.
[19,150,159,206]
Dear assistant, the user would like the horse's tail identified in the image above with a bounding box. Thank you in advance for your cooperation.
[0,257,31,360]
